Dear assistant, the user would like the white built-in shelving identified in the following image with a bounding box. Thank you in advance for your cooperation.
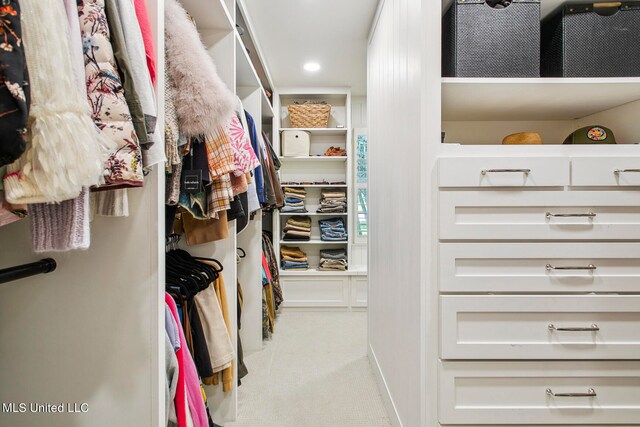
[273,88,354,283]
[174,0,276,423]
[279,156,348,161]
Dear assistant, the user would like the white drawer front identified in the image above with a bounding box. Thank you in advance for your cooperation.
[439,361,640,425]
[572,156,640,187]
[281,277,349,307]
[441,295,640,360]
[439,191,640,241]
[439,243,640,293]
[439,157,570,187]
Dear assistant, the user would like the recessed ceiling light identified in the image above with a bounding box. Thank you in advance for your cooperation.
[303,62,321,72]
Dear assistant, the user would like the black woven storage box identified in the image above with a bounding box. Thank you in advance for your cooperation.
[442,0,541,77]
[541,2,640,77]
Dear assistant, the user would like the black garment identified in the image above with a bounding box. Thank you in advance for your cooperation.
[226,195,244,222]
[188,303,214,379]
[235,191,249,234]
[165,204,178,235]
[0,0,30,167]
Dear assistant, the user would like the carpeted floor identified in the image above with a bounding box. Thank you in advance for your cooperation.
[227,310,391,427]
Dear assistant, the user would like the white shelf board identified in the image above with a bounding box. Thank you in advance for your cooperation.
[280,240,348,245]
[280,128,348,136]
[181,0,234,31]
[280,268,367,277]
[279,156,348,161]
[281,184,348,188]
[442,78,640,121]
[280,212,349,216]
[441,0,593,19]
[235,32,261,88]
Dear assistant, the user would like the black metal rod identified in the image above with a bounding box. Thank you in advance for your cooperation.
[0,258,57,284]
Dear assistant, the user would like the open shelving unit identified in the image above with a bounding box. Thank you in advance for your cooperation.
[440,0,640,148]
[273,88,353,277]
[175,0,276,423]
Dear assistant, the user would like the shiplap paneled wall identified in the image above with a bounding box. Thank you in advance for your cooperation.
[367,0,424,426]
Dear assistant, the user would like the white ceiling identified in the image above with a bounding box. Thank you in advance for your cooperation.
[242,0,379,95]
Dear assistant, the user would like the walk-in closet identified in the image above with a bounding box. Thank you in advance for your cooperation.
[2,0,639,426]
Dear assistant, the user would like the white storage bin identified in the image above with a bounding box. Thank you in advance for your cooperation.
[282,130,310,157]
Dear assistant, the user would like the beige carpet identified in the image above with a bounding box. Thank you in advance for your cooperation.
[228,310,391,427]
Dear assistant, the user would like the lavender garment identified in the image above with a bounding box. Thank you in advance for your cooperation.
[30,189,90,252]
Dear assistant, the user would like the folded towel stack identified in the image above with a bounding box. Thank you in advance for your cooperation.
[281,187,307,213]
[319,217,348,241]
[280,245,309,270]
[318,248,348,271]
[317,189,347,213]
[283,215,312,241]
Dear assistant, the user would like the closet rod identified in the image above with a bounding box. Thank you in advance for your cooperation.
[0,258,57,284]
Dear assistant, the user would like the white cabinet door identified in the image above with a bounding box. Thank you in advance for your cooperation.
[439,243,640,292]
[281,277,349,307]
[350,277,368,308]
[439,191,640,240]
[441,295,640,360]
[439,157,570,187]
[439,361,640,425]
[572,157,640,187]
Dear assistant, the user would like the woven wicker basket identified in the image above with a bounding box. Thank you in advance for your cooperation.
[288,103,331,128]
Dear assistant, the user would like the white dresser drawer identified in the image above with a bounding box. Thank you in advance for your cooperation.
[441,295,640,360]
[439,361,640,425]
[439,243,640,293]
[439,157,570,187]
[439,191,640,241]
[572,156,640,187]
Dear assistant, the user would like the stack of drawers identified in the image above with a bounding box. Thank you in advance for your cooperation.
[437,156,640,426]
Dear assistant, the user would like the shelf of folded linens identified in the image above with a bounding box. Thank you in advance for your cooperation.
[280,128,348,136]
[279,156,348,162]
[280,212,349,216]
[279,240,348,245]
[279,267,367,277]
[280,184,348,188]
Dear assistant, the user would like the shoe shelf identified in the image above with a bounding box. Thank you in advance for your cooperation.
[279,156,348,161]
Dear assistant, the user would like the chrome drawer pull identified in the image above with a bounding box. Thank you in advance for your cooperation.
[548,324,599,332]
[481,168,531,175]
[546,388,596,398]
[546,264,597,271]
[546,212,596,219]
[614,169,640,174]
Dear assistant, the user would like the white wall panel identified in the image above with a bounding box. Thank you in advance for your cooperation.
[368,0,423,425]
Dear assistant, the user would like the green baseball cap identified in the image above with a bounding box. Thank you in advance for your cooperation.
[563,125,616,145]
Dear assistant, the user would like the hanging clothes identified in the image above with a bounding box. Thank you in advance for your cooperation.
[115,0,165,168]
[245,111,264,204]
[28,0,92,251]
[164,0,235,138]
[104,0,148,148]
[77,0,144,190]
[194,279,234,375]
[5,0,110,204]
[166,294,208,427]
[132,0,156,85]
[0,0,29,168]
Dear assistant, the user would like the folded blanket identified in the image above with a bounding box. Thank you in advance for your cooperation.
[281,245,306,258]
